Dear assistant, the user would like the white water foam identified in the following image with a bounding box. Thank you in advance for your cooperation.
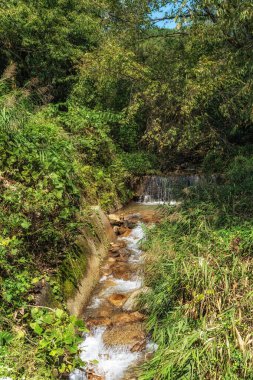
[87,278,143,310]
[70,327,141,380]
[139,198,179,206]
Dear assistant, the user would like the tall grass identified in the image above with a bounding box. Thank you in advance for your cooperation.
[141,159,253,379]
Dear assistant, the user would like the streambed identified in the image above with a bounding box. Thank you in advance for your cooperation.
[70,204,159,380]
[70,175,198,380]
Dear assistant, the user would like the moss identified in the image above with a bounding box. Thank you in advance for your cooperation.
[63,279,76,299]
[60,248,87,300]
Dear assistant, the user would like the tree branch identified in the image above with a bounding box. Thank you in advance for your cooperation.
[141,31,188,40]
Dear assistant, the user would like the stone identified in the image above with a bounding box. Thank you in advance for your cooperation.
[111,311,146,325]
[124,213,141,221]
[112,262,130,278]
[109,247,129,259]
[103,322,145,346]
[121,228,132,237]
[86,318,112,328]
[103,279,117,287]
[115,255,128,263]
[108,214,123,226]
[118,226,132,236]
[108,257,116,264]
[107,293,128,308]
[130,339,146,352]
[86,369,105,380]
[101,267,112,277]
[109,242,126,256]
[122,287,151,312]
[145,352,154,360]
[113,226,120,235]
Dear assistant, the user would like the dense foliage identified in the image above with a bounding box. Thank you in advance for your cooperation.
[142,156,253,379]
[0,0,253,378]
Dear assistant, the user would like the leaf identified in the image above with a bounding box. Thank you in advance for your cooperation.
[43,313,53,324]
[30,322,43,335]
[31,277,40,284]
[21,220,31,229]
[49,347,64,357]
[55,308,64,319]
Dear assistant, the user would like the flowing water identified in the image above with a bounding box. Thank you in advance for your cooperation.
[70,204,159,380]
[138,175,200,204]
[70,175,198,380]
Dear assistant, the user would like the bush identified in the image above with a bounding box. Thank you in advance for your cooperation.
[119,151,158,175]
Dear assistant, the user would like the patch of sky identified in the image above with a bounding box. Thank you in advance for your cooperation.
[150,4,177,29]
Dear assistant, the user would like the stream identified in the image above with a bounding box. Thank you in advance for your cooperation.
[70,175,199,380]
[70,203,159,380]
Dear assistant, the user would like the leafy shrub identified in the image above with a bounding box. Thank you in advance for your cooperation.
[0,307,87,379]
[119,151,158,175]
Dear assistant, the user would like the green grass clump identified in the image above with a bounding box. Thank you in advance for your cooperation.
[142,157,253,379]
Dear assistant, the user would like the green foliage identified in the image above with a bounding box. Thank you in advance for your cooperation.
[29,307,87,376]
[142,157,253,379]
[0,307,87,379]
[0,82,131,377]
[0,0,103,99]
[119,151,158,175]
[0,0,252,378]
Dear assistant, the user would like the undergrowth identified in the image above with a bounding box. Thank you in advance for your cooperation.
[141,156,253,380]
[0,79,141,378]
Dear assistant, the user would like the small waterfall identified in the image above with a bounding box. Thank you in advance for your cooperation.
[138,175,200,204]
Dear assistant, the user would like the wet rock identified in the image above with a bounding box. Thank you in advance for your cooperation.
[107,293,128,308]
[117,226,128,235]
[120,227,132,237]
[145,352,154,360]
[109,247,130,259]
[108,214,123,226]
[108,257,116,264]
[90,305,113,319]
[86,317,112,328]
[123,287,151,312]
[111,311,146,325]
[103,322,145,346]
[109,244,121,253]
[123,213,142,229]
[115,254,128,263]
[86,369,105,380]
[109,241,126,255]
[101,267,112,277]
[119,247,130,256]
[130,339,146,352]
[103,279,117,287]
[125,213,141,221]
[113,226,120,235]
[112,262,131,279]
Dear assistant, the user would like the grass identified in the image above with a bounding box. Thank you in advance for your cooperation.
[141,159,253,379]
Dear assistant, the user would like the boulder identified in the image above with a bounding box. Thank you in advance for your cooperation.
[108,214,123,226]
[111,311,146,326]
[118,226,132,237]
[86,317,112,328]
[103,322,145,346]
[107,293,128,308]
[112,262,131,279]
[86,370,104,380]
